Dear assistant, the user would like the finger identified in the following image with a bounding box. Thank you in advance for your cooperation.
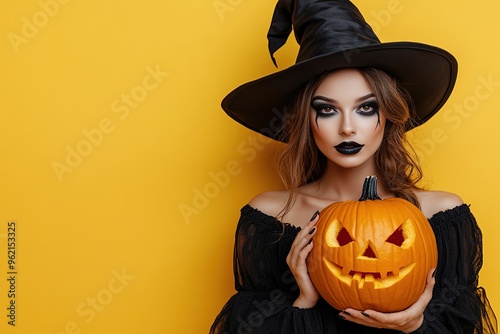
[309,210,320,223]
[425,268,436,294]
[339,309,385,328]
[300,211,320,236]
[287,233,314,266]
[428,268,436,284]
[299,238,315,260]
[352,310,397,328]
[291,214,319,250]
[343,306,408,327]
[287,211,320,267]
[290,233,316,266]
[416,268,436,306]
[299,225,318,253]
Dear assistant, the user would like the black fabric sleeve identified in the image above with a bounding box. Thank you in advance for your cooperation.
[414,204,497,333]
[210,206,327,334]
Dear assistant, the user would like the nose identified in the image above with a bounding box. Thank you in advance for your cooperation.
[360,241,378,259]
[362,245,377,258]
[339,114,356,136]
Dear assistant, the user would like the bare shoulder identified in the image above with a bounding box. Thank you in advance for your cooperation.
[414,190,464,218]
[248,189,325,227]
[248,190,289,218]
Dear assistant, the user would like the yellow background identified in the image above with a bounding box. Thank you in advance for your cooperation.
[1,0,499,333]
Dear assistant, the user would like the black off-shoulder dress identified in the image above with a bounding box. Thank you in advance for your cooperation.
[211,204,497,333]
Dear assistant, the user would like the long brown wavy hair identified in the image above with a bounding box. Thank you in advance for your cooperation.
[275,67,423,219]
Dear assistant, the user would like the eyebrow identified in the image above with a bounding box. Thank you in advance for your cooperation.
[311,93,375,103]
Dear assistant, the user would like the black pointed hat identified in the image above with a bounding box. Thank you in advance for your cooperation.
[221,0,457,141]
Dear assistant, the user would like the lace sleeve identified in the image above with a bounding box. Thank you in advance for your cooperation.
[210,205,326,334]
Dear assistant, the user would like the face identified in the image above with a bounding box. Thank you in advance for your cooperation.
[310,68,386,170]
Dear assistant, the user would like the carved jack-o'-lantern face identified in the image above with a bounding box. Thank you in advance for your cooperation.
[307,176,438,312]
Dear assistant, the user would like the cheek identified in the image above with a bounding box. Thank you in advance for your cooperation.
[374,124,385,143]
[310,113,325,141]
[364,116,386,143]
[311,119,338,150]
[310,112,338,137]
[310,111,319,130]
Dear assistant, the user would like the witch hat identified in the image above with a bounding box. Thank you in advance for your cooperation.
[221,0,457,141]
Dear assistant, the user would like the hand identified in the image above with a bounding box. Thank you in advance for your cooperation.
[339,268,436,333]
[286,211,320,309]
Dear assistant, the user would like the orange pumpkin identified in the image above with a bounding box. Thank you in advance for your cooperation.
[307,176,438,312]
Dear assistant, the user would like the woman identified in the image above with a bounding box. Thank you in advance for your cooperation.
[211,0,497,333]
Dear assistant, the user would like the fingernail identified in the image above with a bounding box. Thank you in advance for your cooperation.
[337,314,346,320]
[308,226,316,235]
[361,311,370,318]
[342,310,351,316]
[309,210,320,221]
[432,269,436,278]
[307,238,313,245]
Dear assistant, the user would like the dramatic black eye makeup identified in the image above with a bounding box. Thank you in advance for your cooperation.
[311,99,337,117]
[311,96,339,127]
[311,93,381,128]
[357,100,379,116]
[357,99,381,127]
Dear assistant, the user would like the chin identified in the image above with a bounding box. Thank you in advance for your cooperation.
[329,156,375,173]
[329,156,372,169]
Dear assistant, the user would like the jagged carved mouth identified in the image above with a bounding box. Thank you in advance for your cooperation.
[324,258,416,289]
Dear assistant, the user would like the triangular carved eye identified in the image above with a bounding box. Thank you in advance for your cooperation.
[337,227,354,246]
[385,219,416,248]
[326,219,354,247]
[386,226,404,247]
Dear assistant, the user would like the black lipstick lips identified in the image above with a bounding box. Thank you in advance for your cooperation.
[334,141,364,155]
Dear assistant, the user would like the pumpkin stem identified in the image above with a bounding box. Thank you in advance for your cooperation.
[359,176,382,201]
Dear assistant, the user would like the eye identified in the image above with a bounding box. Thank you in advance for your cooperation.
[385,219,416,248]
[386,226,404,247]
[311,101,337,117]
[325,219,354,247]
[319,106,335,114]
[337,226,354,246]
[357,102,379,116]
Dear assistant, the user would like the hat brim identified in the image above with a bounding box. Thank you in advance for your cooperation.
[221,42,457,141]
